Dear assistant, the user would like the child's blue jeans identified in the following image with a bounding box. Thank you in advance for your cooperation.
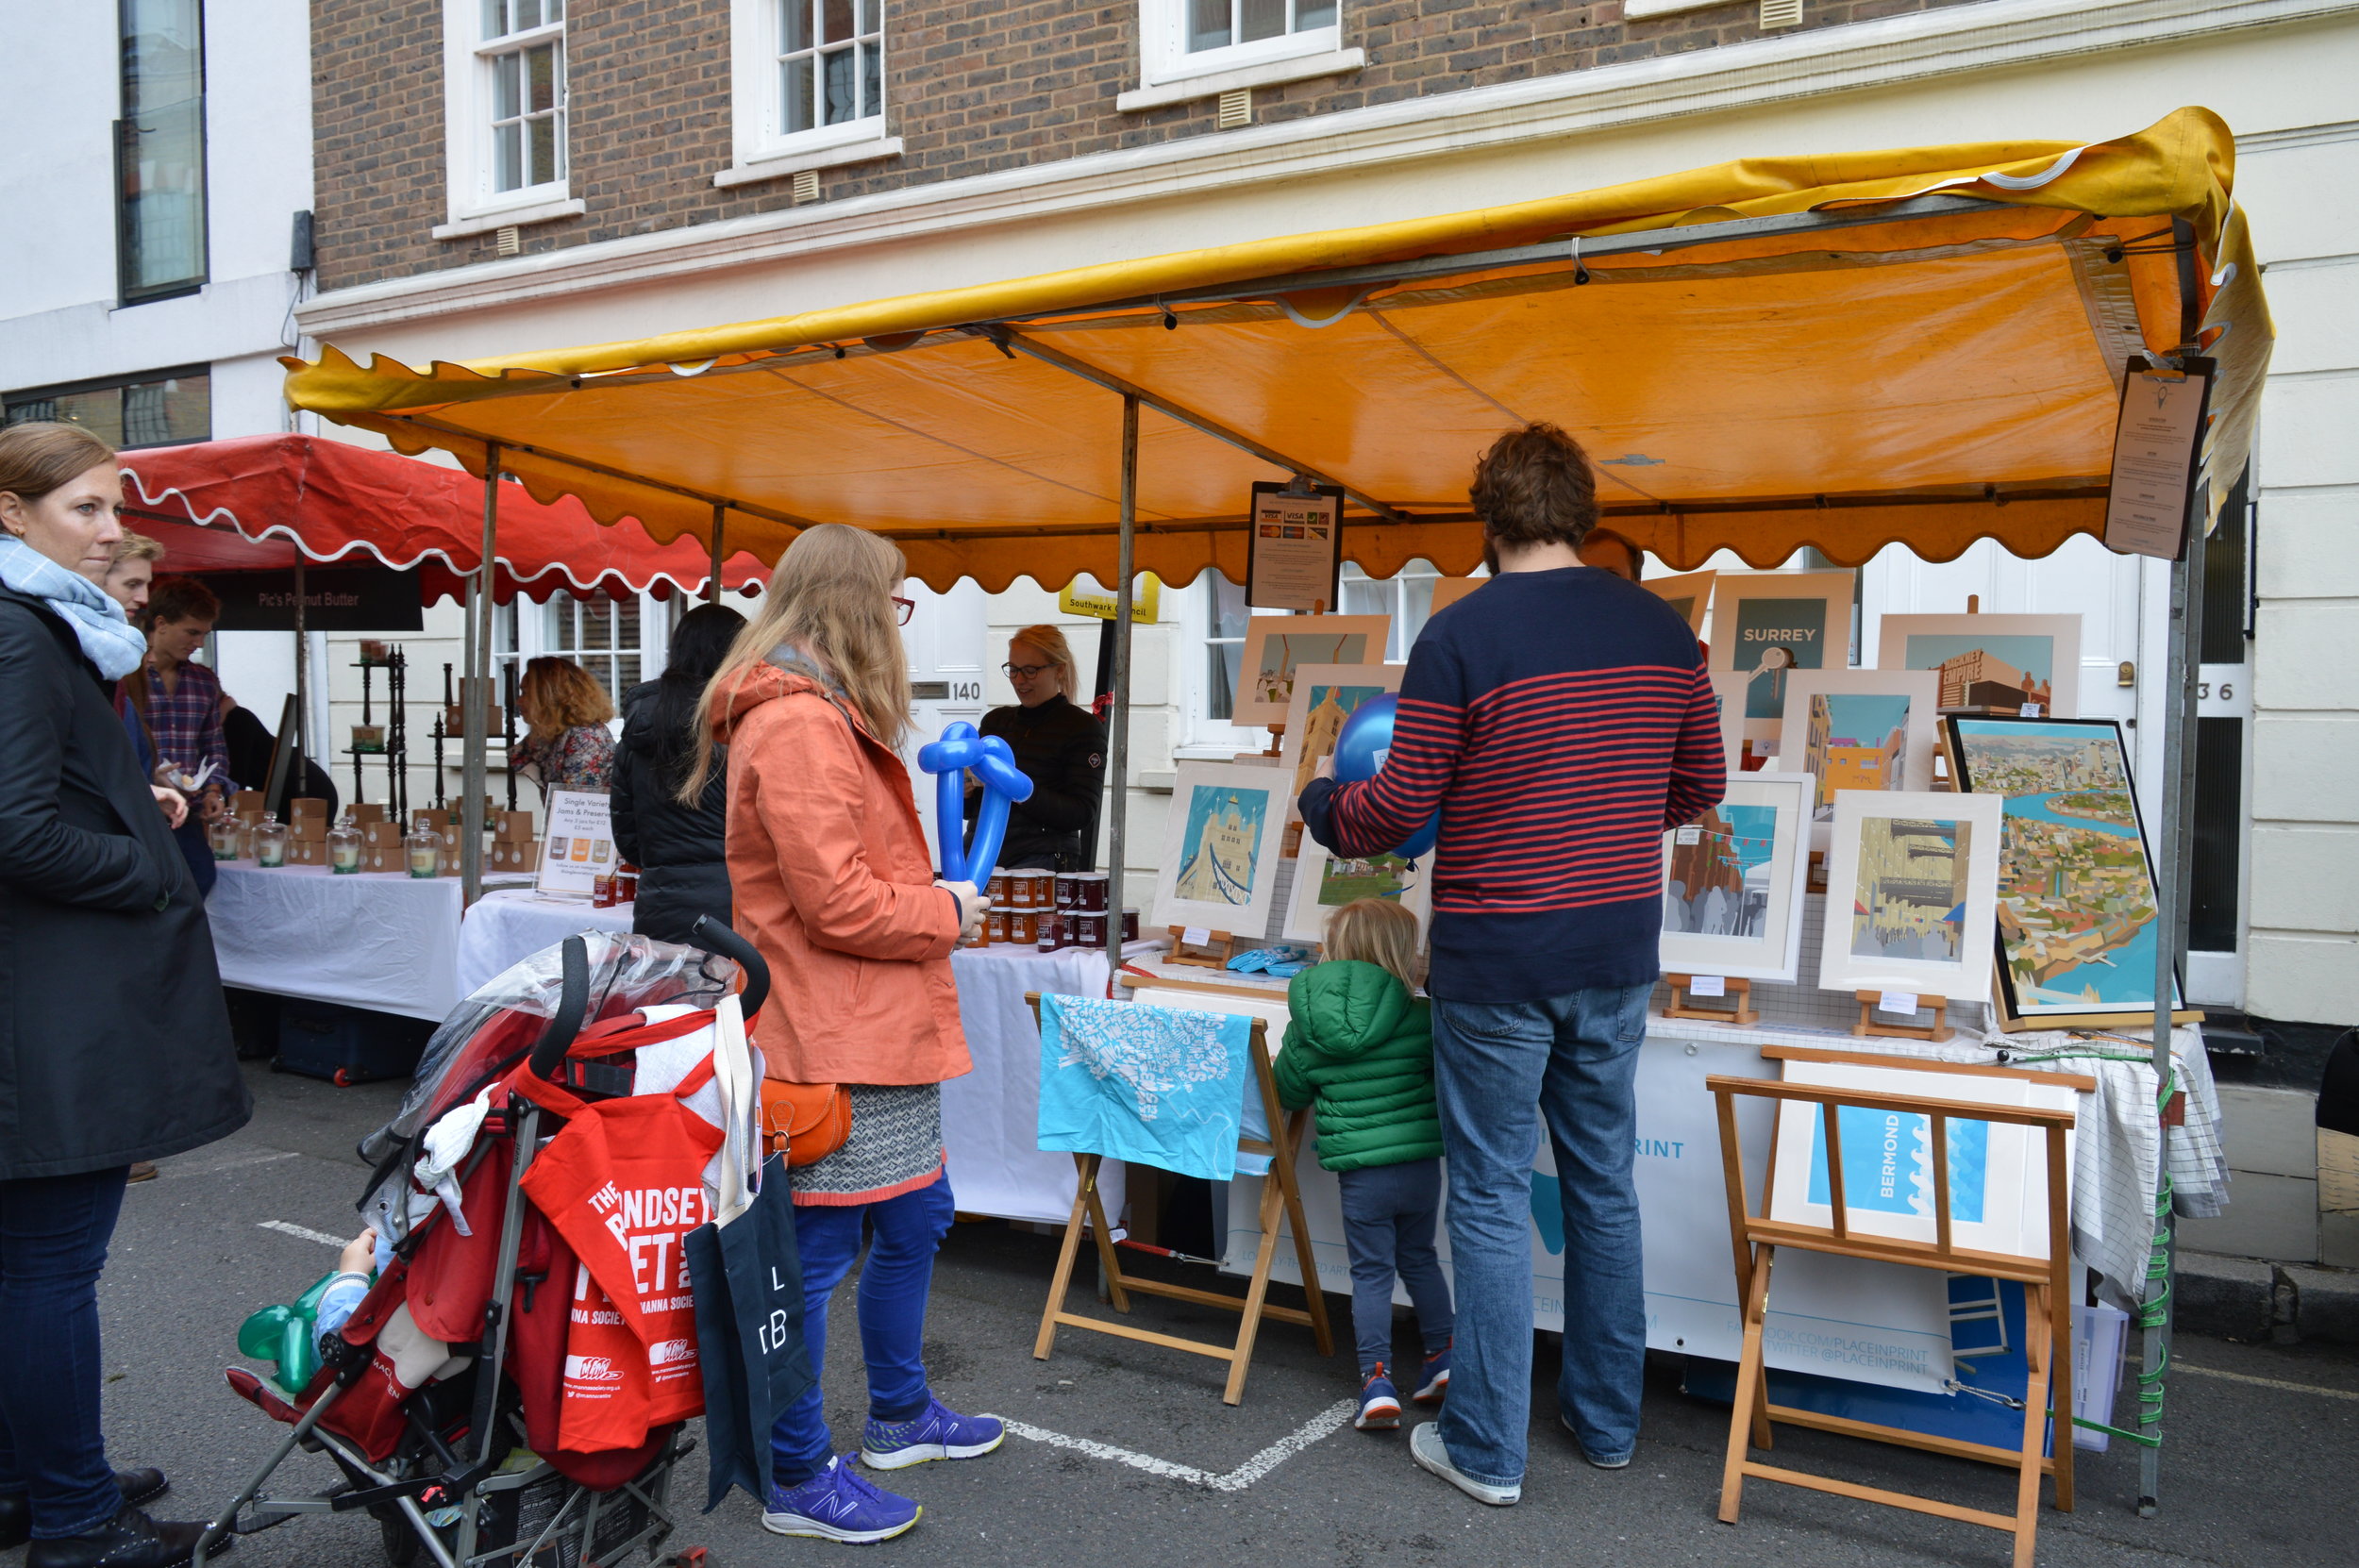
[769,1170,956,1486]
[1336,1158,1454,1378]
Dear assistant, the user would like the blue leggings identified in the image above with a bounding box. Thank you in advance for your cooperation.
[769,1172,956,1485]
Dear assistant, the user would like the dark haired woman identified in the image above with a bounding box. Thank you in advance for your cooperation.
[612,601,748,944]
[0,421,249,1568]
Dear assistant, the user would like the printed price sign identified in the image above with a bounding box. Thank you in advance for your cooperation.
[1675,826,1702,845]
[536,789,617,899]
[1689,975,1727,997]
[2103,358,2214,560]
[1879,990,1920,1017]
[1246,481,1345,611]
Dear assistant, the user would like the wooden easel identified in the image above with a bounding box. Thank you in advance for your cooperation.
[1663,973,1759,1026]
[1705,1065,2079,1568]
[1854,989,1952,1043]
[1026,993,1335,1404]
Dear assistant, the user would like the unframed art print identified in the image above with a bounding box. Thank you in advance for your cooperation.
[1706,571,1856,745]
[1773,668,1941,821]
[1658,771,1812,982]
[1816,789,2005,1003]
[1231,614,1391,726]
[1285,832,1434,947]
[1944,715,2178,1026]
[1709,672,1749,773]
[1151,761,1291,936]
[1278,663,1403,821]
[1645,569,1715,635]
[1875,613,2082,719]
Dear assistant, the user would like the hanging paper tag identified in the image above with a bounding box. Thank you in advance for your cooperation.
[1182,926,1211,949]
[1879,990,1920,1016]
[1689,975,1727,997]
[1675,826,1702,845]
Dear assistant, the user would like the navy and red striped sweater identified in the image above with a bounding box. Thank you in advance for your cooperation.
[1299,566,1727,1003]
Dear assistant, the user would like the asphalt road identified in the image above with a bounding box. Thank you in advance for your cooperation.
[26,1061,2353,1568]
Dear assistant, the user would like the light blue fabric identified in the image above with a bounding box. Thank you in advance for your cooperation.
[1037,994,1251,1183]
[0,535,148,680]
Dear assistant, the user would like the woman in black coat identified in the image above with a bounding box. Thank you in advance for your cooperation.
[970,623,1107,872]
[611,601,746,944]
[0,424,250,1568]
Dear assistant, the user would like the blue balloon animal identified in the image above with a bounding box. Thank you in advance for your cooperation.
[1330,694,1440,861]
[917,722,1036,882]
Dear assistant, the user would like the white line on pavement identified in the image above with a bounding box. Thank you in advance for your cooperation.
[259,1220,350,1248]
[2176,1362,2359,1402]
[1001,1398,1356,1492]
[163,1149,301,1179]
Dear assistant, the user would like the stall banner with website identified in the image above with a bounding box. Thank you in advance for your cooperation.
[536,788,618,899]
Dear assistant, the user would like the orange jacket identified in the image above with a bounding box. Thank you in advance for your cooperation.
[711,659,968,1086]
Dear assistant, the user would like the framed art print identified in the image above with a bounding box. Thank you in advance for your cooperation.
[1231,614,1391,726]
[1774,668,1942,821]
[1278,663,1403,821]
[1284,832,1433,946]
[1659,771,1813,983]
[1876,613,2082,719]
[1706,571,1855,746]
[1944,714,2181,1027]
[1151,761,1290,936]
[1710,672,1749,773]
[1645,569,1715,636]
[1816,789,2005,1003]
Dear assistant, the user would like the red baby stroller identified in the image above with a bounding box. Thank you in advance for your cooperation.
[197,920,770,1568]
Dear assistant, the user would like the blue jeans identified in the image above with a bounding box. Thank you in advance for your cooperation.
[1431,984,1650,1486]
[770,1171,956,1486]
[0,1168,132,1537]
[1336,1159,1454,1378]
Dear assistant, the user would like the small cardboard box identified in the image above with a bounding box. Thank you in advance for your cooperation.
[348,803,388,828]
[490,838,541,874]
[360,821,404,873]
[494,810,536,842]
[411,808,461,835]
[289,797,331,826]
[291,816,327,843]
[287,838,326,867]
[230,790,266,816]
[443,703,508,737]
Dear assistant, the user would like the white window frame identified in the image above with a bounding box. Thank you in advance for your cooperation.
[1122,0,1361,112]
[494,589,673,735]
[716,0,902,190]
[435,0,584,240]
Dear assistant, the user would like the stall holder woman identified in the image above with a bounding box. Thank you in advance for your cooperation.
[967,624,1107,874]
[691,525,999,1544]
[0,423,249,1568]
[511,656,618,801]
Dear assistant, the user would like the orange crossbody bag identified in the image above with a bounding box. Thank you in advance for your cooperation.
[760,1077,853,1167]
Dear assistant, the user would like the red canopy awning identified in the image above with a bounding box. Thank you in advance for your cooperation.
[117,434,766,605]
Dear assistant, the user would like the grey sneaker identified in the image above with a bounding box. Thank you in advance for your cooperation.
[1409,1422,1521,1506]
[1560,1414,1631,1468]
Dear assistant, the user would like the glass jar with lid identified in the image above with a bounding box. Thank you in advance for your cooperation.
[251,812,291,869]
[327,811,364,875]
[404,825,444,880]
[208,814,243,861]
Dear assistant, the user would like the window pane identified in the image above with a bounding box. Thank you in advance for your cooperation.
[494,122,522,191]
[822,45,855,125]
[583,596,613,652]
[859,0,878,33]
[516,0,542,29]
[494,50,520,119]
[483,0,508,40]
[783,0,811,54]
[1240,0,1284,42]
[822,0,855,42]
[783,57,814,130]
[1189,0,1230,51]
[545,0,562,21]
[1295,0,1336,25]
[615,594,640,652]
[527,43,556,113]
[527,113,556,187]
[118,0,207,300]
[861,40,879,117]
[615,656,642,692]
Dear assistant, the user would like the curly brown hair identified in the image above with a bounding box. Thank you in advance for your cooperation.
[520,656,617,738]
[1469,423,1599,552]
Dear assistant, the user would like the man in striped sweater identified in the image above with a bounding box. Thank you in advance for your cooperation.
[1299,424,1726,1507]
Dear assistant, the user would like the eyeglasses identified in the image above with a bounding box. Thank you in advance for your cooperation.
[1003,662,1051,679]
[892,595,915,626]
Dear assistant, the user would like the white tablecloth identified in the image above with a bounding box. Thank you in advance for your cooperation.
[209,862,464,1022]
[456,888,636,1000]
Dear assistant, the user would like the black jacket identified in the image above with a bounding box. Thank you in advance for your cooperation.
[970,694,1108,870]
[0,584,250,1179]
[611,679,733,946]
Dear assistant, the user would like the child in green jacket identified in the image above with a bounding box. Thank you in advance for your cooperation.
[1275,897,1454,1432]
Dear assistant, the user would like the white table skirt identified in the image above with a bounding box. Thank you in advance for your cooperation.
[208,861,464,1023]
[456,888,636,1001]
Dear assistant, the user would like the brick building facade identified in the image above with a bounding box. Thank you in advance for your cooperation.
[313,0,1983,291]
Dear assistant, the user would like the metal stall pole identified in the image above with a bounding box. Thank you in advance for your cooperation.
[1102,395,1139,988]
[460,447,501,904]
[707,503,727,606]
[293,557,309,784]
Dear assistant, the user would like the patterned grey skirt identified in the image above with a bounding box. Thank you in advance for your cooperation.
[787,1082,945,1207]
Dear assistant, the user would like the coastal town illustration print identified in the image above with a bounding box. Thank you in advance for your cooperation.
[1946,716,2170,1023]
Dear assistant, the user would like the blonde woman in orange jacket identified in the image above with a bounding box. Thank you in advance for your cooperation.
[687,524,999,1543]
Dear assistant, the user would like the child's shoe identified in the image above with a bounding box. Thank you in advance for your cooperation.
[761,1458,921,1543]
[1413,1344,1451,1405]
[1355,1364,1402,1431]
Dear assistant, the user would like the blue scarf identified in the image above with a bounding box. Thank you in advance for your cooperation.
[0,535,149,680]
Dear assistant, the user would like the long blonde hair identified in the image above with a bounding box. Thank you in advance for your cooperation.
[683,524,910,802]
[1323,897,1422,988]
[1011,623,1080,700]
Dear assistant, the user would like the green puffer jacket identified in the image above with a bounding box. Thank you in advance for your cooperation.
[1272,959,1443,1173]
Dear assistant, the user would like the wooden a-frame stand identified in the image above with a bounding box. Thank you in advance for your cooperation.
[1027,993,1334,1404]
[1706,1067,2079,1568]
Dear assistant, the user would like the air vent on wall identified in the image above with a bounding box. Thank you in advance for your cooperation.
[792,169,821,204]
[1217,88,1252,129]
[1760,0,1804,26]
[494,225,520,258]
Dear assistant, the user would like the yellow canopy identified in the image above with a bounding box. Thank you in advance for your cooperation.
[285,107,2268,592]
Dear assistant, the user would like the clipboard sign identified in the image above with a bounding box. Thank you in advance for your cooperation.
[2103,356,2216,560]
[1246,480,1345,611]
[535,788,618,899]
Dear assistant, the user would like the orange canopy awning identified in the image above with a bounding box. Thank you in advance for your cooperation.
[284,107,2268,592]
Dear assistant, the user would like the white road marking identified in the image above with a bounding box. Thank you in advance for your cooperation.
[259,1220,350,1248]
[2176,1362,2359,1403]
[1001,1398,1356,1492]
[163,1149,301,1179]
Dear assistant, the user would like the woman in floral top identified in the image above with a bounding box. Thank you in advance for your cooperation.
[511,657,617,800]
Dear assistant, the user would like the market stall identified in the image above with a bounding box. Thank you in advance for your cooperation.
[282,107,2267,1510]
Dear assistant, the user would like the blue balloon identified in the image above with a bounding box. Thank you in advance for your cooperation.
[1330,696,1440,861]
[916,723,1035,881]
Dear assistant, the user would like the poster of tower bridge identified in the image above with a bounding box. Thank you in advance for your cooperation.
[1174,786,1269,907]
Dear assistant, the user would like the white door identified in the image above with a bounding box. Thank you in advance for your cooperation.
[899,577,989,871]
